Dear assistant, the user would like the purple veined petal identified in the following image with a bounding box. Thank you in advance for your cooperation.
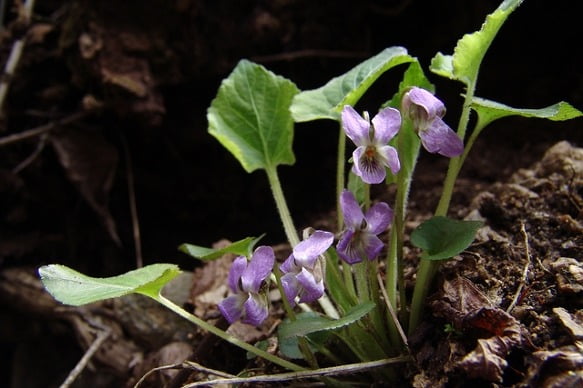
[337,229,364,264]
[371,107,401,144]
[228,256,248,293]
[281,272,300,306]
[365,202,393,235]
[296,268,324,304]
[242,293,269,326]
[241,246,275,293]
[280,254,298,275]
[353,147,386,184]
[293,230,334,268]
[340,190,364,229]
[362,233,385,261]
[341,105,370,146]
[404,87,446,121]
[376,145,401,175]
[218,294,245,324]
[419,118,464,157]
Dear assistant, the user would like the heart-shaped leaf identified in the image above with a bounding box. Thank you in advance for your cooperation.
[411,216,483,261]
[38,263,181,305]
[208,59,299,173]
[291,47,414,122]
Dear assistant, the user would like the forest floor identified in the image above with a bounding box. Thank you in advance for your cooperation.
[1,1,582,387]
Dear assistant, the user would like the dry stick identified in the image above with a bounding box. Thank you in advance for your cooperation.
[506,222,531,314]
[0,0,36,113]
[121,134,143,268]
[0,110,90,147]
[133,361,236,388]
[59,328,111,388]
[12,132,48,173]
[377,273,409,348]
[182,357,411,387]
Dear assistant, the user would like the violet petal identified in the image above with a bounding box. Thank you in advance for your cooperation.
[376,145,401,174]
[342,105,370,146]
[280,254,298,275]
[363,234,384,260]
[242,293,269,326]
[218,294,245,324]
[293,230,334,268]
[297,268,325,303]
[365,202,393,235]
[228,256,248,293]
[281,272,299,306]
[241,246,274,293]
[353,146,386,184]
[337,229,364,264]
[340,190,364,229]
[420,118,463,157]
[405,87,446,121]
[371,107,401,144]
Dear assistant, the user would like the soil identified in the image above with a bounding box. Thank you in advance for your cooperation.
[0,1,582,387]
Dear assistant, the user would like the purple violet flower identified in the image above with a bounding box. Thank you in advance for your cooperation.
[280,230,334,306]
[342,105,401,184]
[337,190,393,264]
[402,87,463,157]
[218,246,275,326]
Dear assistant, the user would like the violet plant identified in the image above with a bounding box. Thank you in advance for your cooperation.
[38,0,582,382]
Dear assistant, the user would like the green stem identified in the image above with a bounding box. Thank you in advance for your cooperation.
[266,166,300,247]
[152,294,305,372]
[386,123,421,343]
[269,167,339,318]
[336,125,347,231]
[434,81,476,216]
[409,81,477,335]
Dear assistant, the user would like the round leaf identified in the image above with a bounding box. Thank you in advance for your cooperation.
[411,216,483,261]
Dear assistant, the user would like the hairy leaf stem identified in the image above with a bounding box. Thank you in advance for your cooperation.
[266,166,300,247]
[265,166,339,320]
[152,294,305,372]
[409,80,477,335]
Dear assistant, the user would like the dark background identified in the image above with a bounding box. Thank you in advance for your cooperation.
[0,1,582,385]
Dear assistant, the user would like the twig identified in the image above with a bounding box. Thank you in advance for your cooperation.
[121,133,143,268]
[0,110,90,147]
[506,222,531,313]
[59,328,111,388]
[181,357,411,387]
[134,360,235,388]
[377,273,409,348]
[0,0,36,113]
[12,132,48,173]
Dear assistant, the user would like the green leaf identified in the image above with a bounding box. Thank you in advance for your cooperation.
[429,52,455,81]
[430,0,523,85]
[347,171,366,204]
[278,301,374,339]
[38,264,181,306]
[324,249,358,312]
[291,47,414,122]
[472,97,583,128]
[411,216,483,261]
[179,235,263,261]
[278,314,331,359]
[207,59,299,173]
